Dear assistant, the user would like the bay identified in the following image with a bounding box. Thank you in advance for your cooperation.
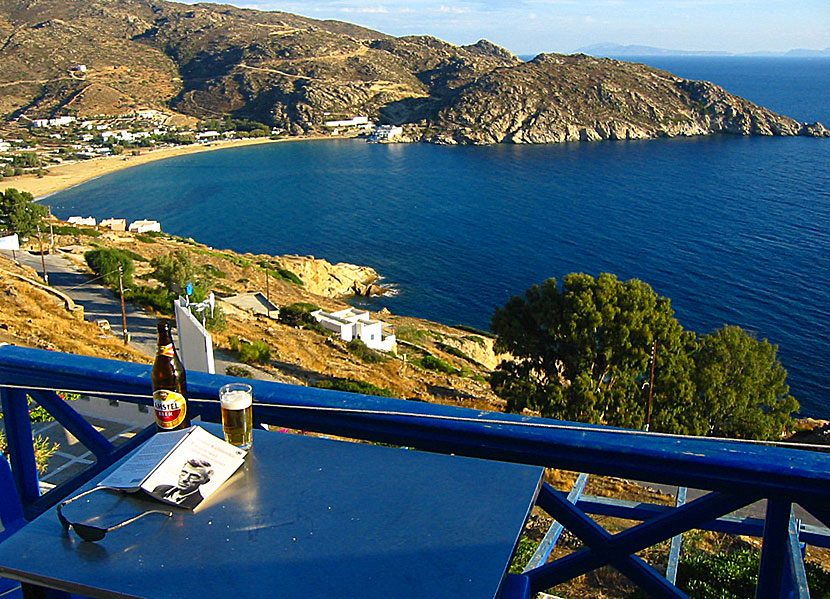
[48,58,830,418]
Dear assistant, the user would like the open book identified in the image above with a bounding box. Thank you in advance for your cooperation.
[99,425,247,510]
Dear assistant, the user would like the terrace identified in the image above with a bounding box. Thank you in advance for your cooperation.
[1,344,828,598]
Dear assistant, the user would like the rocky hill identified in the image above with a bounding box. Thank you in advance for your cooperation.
[0,0,825,143]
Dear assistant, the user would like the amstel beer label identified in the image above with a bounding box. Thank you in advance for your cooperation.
[153,389,187,429]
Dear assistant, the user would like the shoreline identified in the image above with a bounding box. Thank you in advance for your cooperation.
[3,135,332,200]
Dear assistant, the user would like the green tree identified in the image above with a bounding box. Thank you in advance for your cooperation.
[150,250,214,302]
[84,248,134,288]
[490,274,796,439]
[490,273,695,430]
[691,326,798,440]
[148,251,226,330]
[0,188,48,236]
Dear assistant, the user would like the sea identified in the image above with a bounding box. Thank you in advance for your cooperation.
[47,57,830,417]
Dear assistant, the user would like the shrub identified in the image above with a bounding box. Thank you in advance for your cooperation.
[418,355,458,374]
[677,548,830,599]
[229,337,271,365]
[278,303,322,329]
[124,286,174,314]
[316,379,398,398]
[135,234,157,244]
[226,365,254,378]
[346,339,389,363]
[85,248,134,288]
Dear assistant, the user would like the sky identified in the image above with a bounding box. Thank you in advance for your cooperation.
[185,0,829,56]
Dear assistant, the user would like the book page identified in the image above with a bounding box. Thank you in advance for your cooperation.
[141,426,247,510]
[99,428,192,490]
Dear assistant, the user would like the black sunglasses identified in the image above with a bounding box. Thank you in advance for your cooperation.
[57,486,172,542]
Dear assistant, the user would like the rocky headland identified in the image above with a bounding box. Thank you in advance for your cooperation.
[0,0,826,145]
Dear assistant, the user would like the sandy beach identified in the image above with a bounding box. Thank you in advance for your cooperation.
[2,136,320,200]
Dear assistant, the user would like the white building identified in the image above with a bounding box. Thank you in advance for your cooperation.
[128,219,161,233]
[367,125,404,142]
[67,216,96,226]
[32,116,77,128]
[324,116,370,128]
[311,308,396,352]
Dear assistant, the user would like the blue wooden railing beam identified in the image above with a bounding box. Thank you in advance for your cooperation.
[27,390,115,460]
[787,516,811,599]
[0,387,40,508]
[756,499,793,599]
[2,347,829,507]
[576,495,830,548]
[524,473,589,572]
[665,487,687,584]
[529,484,690,597]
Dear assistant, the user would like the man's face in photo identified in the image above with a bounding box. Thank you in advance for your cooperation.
[177,463,210,494]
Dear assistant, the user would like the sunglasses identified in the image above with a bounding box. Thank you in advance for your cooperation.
[57,486,172,542]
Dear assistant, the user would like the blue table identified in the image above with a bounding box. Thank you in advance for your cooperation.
[0,424,543,599]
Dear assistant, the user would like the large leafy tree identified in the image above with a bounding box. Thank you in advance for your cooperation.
[491,273,695,430]
[691,326,798,439]
[0,188,48,237]
[490,273,797,439]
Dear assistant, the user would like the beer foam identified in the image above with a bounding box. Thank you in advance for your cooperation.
[220,389,252,410]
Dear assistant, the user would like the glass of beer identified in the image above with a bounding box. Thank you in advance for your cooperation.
[219,383,254,450]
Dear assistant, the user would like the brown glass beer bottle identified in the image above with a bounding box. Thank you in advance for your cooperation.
[152,320,190,432]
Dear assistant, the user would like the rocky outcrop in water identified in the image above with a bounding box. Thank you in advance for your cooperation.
[277,255,380,298]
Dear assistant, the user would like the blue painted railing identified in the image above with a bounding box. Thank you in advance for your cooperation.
[1,345,828,599]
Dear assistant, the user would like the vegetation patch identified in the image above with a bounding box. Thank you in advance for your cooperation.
[415,355,458,374]
[676,548,830,599]
[229,336,272,365]
[396,325,430,345]
[316,379,398,398]
[453,324,496,339]
[84,248,135,288]
[225,365,254,378]
[346,339,389,364]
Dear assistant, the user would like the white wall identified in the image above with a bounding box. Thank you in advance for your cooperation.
[174,297,215,374]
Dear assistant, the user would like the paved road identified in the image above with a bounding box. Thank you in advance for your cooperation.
[0,249,276,380]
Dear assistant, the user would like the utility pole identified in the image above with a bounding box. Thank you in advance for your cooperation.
[644,339,657,431]
[118,265,129,344]
[36,225,48,285]
[265,269,271,318]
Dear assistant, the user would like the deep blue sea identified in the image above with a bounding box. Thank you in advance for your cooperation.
[48,57,830,417]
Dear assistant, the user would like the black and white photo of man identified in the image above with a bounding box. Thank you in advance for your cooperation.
[152,459,213,509]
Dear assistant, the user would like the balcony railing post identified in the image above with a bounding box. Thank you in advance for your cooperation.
[756,499,794,599]
[0,386,41,510]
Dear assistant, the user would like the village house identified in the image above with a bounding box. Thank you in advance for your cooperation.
[67,216,96,226]
[100,218,127,231]
[128,219,161,233]
[311,308,396,352]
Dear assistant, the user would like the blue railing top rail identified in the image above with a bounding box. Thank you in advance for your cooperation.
[1,345,829,504]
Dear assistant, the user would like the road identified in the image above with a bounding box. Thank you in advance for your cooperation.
[0,249,276,380]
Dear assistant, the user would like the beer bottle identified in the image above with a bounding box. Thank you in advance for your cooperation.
[152,320,190,432]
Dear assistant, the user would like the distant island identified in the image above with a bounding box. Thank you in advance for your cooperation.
[574,43,830,58]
